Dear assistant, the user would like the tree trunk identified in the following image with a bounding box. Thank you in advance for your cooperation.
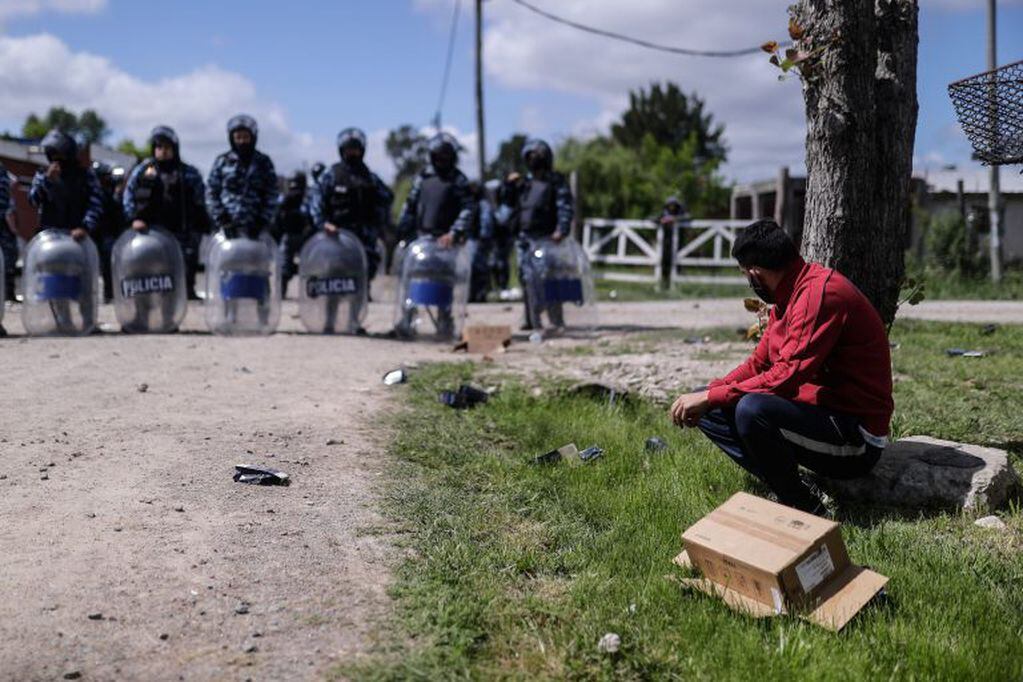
[793,0,918,326]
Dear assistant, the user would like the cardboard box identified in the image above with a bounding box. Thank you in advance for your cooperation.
[676,492,887,631]
[462,324,512,354]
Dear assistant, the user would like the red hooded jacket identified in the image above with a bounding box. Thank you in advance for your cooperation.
[707,257,894,439]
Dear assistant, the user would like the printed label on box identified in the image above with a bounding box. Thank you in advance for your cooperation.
[795,545,835,593]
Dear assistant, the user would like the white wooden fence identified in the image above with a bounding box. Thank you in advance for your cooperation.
[581,218,749,285]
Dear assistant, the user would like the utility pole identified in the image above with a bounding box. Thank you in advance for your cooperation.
[988,0,1002,282]
[475,0,486,181]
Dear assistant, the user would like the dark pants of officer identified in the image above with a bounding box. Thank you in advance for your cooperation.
[697,394,882,514]
[516,236,564,329]
[470,239,491,302]
[99,236,116,302]
[178,234,200,300]
[0,228,17,301]
[489,231,512,291]
[278,233,304,298]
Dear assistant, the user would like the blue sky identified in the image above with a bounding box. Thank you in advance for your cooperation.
[0,0,1019,191]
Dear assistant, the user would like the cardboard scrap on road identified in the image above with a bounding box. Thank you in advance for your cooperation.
[675,492,887,631]
[460,324,512,355]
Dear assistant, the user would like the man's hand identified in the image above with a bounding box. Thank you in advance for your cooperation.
[670,390,710,428]
[46,162,61,180]
[437,232,455,248]
[70,227,88,242]
[131,219,147,232]
[551,232,565,243]
[324,222,338,235]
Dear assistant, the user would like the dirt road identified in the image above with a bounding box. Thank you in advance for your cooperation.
[1,292,1018,681]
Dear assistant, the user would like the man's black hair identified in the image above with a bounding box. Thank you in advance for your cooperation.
[731,219,799,270]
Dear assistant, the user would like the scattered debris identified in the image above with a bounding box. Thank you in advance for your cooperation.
[974,515,1007,530]
[598,632,621,654]
[683,336,711,345]
[438,384,489,410]
[462,324,512,354]
[173,506,185,513]
[382,369,407,385]
[137,383,149,393]
[532,443,578,465]
[980,323,998,336]
[235,602,251,615]
[87,612,104,620]
[528,331,543,344]
[946,348,988,358]
[325,438,343,446]
[645,437,668,453]
[579,445,604,463]
[233,465,290,486]
[159,633,169,641]
[243,643,259,654]
[63,671,82,680]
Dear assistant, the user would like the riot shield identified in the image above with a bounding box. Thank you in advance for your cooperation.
[203,231,281,335]
[522,237,597,331]
[112,226,187,333]
[393,236,471,340]
[21,229,100,336]
[298,230,368,334]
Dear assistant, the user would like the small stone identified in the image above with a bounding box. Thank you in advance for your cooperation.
[974,515,1007,530]
[174,506,185,513]
[235,603,251,615]
[137,383,149,393]
[598,632,621,654]
[87,612,104,620]
[113,527,122,532]
[251,631,263,638]
[85,513,96,519]
[325,439,342,446]
[63,672,81,680]
[159,633,169,641]
[243,643,258,654]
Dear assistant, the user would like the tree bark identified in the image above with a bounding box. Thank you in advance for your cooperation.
[793,0,918,326]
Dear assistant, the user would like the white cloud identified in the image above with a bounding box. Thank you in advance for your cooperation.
[0,0,105,20]
[0,33,324,175]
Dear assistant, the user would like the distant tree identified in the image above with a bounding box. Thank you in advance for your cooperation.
[487,133,528,180]
[611,82,727,164]
[385,124,429,184]
[21,106,110,144]
[116,138,149,162]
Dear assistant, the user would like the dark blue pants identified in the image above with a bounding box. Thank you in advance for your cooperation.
[698,394,882,513]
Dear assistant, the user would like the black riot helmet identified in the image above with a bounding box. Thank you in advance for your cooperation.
[522,138,553,173]
[311,162,326,182]
[91,160,113,183]
[428,132,459,174]
[227,114,259,155]
[41,129,79,164]
[286,170,307,194]
[337,127,367,162]
[149,125,180,157]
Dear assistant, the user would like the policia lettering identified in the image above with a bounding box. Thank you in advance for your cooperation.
[305,276,359,298]
[121,274,175,299]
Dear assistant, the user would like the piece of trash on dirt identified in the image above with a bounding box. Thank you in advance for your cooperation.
[598,632,621,654]
[87,612,104,620]
[528,331,543,344]
[233,464,290,486]
[645,437,668,453]
[532,442,578,465]
[683,336,710,345]
[438,384,489,409]
[980,324,998,336]
[137,383,149,393]
[325,438,343,446]
[946,348,988,358]
[579,445,604,463]
[462,324,512,354]
[382,369,407,385]
[234,602,251,615]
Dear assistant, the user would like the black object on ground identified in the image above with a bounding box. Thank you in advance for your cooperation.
[579,446,604,463]
[645,436,668,453]
[569,382,630,408]
[532,448,563,465]
[946,348,988,358]
[980,324,998,336]
[233,464,290,486]
[438,384,489,409]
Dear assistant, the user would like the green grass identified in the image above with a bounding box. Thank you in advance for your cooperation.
[346,321,1023,681]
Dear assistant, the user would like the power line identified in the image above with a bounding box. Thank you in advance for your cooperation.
[434,0,463,129]
[509,0,783,58]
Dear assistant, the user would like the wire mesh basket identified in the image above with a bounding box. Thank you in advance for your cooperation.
[948,59,1023,166]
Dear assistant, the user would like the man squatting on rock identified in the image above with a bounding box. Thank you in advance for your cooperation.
[670,219,894,516]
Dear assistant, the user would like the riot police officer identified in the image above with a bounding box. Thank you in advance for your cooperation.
[206,114,278,240]
[274,170,313,296]
[0,163,16,305]
[27,129,104,330]
[397,132,473,245]
[123,126,211,300]
[92,161,126,301]
[501,138,574,329]
[313,128,391,286]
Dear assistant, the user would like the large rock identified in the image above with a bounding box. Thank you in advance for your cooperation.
[819,436,1020,512]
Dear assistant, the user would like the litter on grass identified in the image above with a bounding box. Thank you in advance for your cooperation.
[946,348,989,358]
[579,445,604,463]
[438,384,489,409]
[645,436,668,453]
[382,369,408,385]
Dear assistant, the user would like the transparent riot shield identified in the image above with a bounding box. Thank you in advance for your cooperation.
[298,230,368,334]
[21,229,100,336]
[111,226,187,333]
[393,236,471,341]
[522,237,597,331]
[0,248,5,327]
[203,231,281,335]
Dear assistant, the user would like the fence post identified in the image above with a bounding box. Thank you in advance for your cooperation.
[659,218,674,291]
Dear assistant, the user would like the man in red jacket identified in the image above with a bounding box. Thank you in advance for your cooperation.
[671,219,893,515]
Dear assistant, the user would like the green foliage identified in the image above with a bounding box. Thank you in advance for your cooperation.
[920,210,981,274]
[611,82,727,164]
[349,322,1023,680]
[487,132,528,180]
[116,138,148,162]
[22,106,109,143]
[557,132,731,220]
[385,124,429,185]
